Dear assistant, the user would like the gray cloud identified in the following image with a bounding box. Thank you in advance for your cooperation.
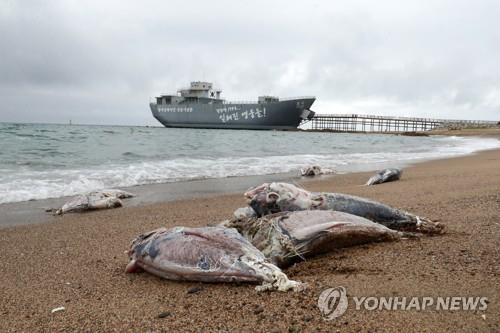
[1,0,499,125]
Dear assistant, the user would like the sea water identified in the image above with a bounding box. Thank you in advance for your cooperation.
[1,122,499,204]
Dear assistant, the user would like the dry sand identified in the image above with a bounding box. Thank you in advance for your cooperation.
[1,137,499,332]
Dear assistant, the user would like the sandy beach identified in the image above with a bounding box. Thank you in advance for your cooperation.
[1,135,499,332]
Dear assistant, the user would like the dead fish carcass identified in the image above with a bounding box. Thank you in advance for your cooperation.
[55,189,134,215]
[300,165,334,177]
[366,168,402,185]
[222,210,405,268]
[244,182,443,233]
[125,226,305,292]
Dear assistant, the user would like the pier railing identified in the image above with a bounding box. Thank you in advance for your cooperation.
[303,113,498,133]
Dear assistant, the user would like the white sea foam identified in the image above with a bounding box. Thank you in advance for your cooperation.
[0,135,498,204]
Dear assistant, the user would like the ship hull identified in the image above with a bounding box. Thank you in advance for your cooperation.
[150,98,315,130]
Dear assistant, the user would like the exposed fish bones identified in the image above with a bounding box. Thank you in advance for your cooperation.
[222,210,406,268]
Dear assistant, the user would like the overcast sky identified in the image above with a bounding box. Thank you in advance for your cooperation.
[1,0,499,125]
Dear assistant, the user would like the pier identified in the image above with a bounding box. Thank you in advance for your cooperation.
[303,113,498,133]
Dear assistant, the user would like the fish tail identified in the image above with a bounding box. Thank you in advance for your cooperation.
[415,216,445,234]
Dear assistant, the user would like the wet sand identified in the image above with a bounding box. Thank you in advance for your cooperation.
[1,142,499,332]
[0,172,301,227]
[429,127,500,138]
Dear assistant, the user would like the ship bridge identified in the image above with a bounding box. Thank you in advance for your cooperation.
[178,81,222,100]
[154,81,223,105]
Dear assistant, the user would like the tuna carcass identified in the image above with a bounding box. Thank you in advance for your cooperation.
[125,226,305,292]
[222,210,406,268]
[55,189,134,215]
[366,168,402,186]
[243,182,443,234]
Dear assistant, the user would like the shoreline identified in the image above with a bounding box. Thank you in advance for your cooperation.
[0,138,499,331]
[1,132,499,228]
[0,171,299,227]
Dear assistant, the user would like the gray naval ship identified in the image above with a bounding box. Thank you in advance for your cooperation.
[150,81,315,130]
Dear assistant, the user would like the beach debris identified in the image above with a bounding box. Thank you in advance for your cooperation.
[55,189,134,215]
[222,210,406,268]
[187,286,203,294]
[244,182,443,234]
[253,305,264,314]
[300,165,335,177]
[51,306,65,314]
[125,226,305,292]
[158,311,172,318]
[365,168,402,185]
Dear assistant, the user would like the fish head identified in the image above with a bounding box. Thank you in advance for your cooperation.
[246,182,323,216]
[125,227,168,272]
[126,227,167,258]
[245,183,279,216]
[244,183,270,201]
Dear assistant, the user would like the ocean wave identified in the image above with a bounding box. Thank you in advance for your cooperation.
[0,135,498,204]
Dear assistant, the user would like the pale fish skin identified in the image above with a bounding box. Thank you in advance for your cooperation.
[221,210,406,268]
[366,168,403,186]
[125,226,305,292]
[300,165,335,177]
[95,189,135,199]
[233,207,257,219]
[243,182,443,234]
[55,189,134,215]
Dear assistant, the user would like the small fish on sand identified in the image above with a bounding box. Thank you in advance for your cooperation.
[243,182,443,234]
[366,168,402,185]
[221,210,407,268]
[125,226,305,292]
[55,189,134,215]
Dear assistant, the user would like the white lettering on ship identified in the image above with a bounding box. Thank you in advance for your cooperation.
[215,106,241,113]
[219,107,267,123]
[158,107,193,113]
